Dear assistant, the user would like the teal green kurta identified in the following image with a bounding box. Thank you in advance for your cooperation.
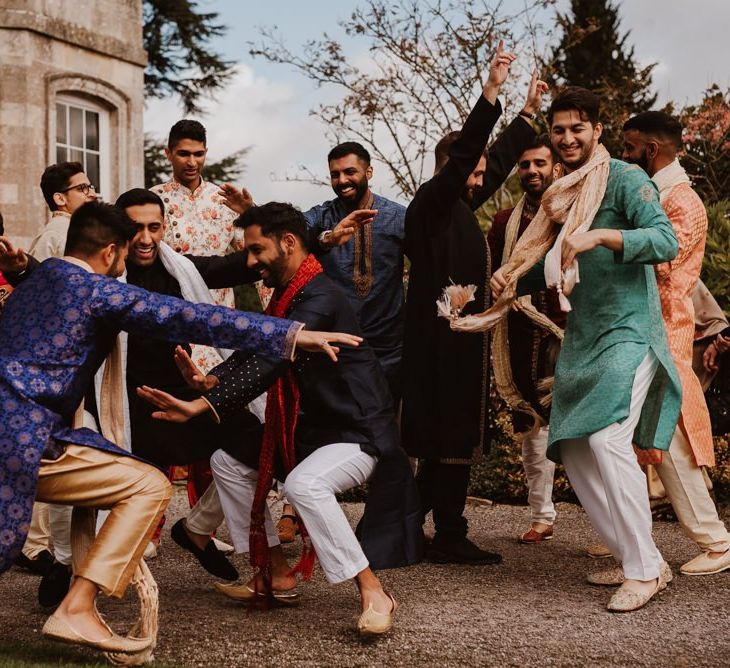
[519,160,682,462]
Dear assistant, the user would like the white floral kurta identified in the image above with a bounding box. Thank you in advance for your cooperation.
[151,178,241,372]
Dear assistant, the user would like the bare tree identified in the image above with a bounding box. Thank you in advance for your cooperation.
[249,0,556,201]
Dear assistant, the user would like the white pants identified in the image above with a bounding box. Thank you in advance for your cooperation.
[49,504,72,565]
[656,427,730,553]
[561,352,664,581]
[212,443,376,584]
[185,481,225,536]
[522,426,556,524]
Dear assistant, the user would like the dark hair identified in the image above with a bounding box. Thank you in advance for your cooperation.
[64,201,136,257]
[434,130,491,172]
[40,162,84,211]
[548,86,601,126]
[327,141,371,165]
[236,202,309,246]
[521,133,560,163]
[115,188,165,218]
[623,111,683,149]
[0,211,4,236]
[167,119,207,150]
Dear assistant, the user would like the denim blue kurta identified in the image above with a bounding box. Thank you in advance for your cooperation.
[304,195,406,385]
[0,258,299,573]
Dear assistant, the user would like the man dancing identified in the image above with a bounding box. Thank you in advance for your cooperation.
[487,134,564,543]
[401,40,545,564]
[617,112,730,575]
[139,202,422,636]
[0,201,357,655]
[455,87,681,611]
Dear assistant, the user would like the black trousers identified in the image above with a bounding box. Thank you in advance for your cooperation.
[416,459,471,541]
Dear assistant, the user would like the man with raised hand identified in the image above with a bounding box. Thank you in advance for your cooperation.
[402,40,545,565]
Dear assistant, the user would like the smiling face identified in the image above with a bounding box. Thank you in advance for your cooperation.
[243,224,295,288]
[126,203,165,267]
[329,154,372,207]
[518,146,555,199]
[165,138,207,190]
[550,110,602,171]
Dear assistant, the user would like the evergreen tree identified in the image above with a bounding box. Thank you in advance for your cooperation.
[547,0,656,156]
[143,0,234,115]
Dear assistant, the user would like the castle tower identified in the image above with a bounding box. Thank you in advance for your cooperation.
[0,0,146,245]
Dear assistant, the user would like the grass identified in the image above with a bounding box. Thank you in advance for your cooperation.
[0,642,180,667]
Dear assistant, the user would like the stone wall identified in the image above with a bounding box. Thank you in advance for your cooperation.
[0,0,145,246]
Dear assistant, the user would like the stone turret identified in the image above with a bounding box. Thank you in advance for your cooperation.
[0,0,146,245]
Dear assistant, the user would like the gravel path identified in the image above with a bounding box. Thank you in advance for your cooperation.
[2,487,730,667]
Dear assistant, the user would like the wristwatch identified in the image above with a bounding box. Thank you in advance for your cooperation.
[318,230,333,247]
[519,110,537,121]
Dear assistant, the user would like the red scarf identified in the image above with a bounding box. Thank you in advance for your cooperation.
[249,253,323,593]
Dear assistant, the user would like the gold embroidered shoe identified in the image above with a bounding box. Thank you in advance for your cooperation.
[357,593,398,637]
[589,561,673,587]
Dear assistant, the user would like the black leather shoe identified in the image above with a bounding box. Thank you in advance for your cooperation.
[426,536,502,565]
[171,519,238,581]
[38,561,72,608]
[15,549,55,576]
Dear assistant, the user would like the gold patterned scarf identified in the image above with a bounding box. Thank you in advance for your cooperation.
[452,144,611,333]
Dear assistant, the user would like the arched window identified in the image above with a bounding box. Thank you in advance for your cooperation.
[54,95,111,199]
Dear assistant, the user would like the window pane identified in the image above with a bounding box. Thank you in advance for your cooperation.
[86,110,99,151]
[56,104,67,144]
[69,148,84,165]
[70,107,84,149]
[86,154,100,194]
[56,146,67,163]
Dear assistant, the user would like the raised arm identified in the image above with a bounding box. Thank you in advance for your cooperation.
[405,41,515,237]
[187,250,261,288]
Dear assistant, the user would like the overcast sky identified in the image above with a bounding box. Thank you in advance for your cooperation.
[144,0,730,207]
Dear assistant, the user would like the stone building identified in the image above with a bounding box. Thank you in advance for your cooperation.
[0,0,145,246]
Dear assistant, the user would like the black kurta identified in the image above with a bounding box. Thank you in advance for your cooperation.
[125,251,261,465]
[401,97,536,463]
[204,272,424,569]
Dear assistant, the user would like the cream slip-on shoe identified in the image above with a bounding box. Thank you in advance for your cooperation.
[680,549,730,575]
[357,593,398,637]
[42,614,153,653]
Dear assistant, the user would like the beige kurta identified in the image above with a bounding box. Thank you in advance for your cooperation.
[653,182,714,467]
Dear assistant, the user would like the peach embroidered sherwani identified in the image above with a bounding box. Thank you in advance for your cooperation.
[654,162,714,467]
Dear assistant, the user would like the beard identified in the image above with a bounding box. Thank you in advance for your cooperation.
[336,178,369,207]
[625,149,650,172]
[257,250,289,288]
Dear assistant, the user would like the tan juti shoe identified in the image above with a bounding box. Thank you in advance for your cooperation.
[680,549,730,575]
[585,543,613,559]
[213,582,300,606]
[357,593,398,637]
[42,614,153,653]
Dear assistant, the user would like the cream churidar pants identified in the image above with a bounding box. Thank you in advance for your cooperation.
[560,351,664,581]
[655,427,730,552]
[211,443,376,583]
[522,425,556,525]
[35,445,172,597]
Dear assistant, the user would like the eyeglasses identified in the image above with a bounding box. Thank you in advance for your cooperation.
[60,183,96,196]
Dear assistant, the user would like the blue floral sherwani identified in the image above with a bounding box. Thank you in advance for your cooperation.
[0,258,300,573]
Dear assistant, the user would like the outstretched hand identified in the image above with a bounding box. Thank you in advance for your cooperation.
[521,69,549,117]
[136,386,209,423]
[322,209,378,248]
[0,237,29,273]
[219,183,255,214]
[174,346,219,391]
[295,329,363,362]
